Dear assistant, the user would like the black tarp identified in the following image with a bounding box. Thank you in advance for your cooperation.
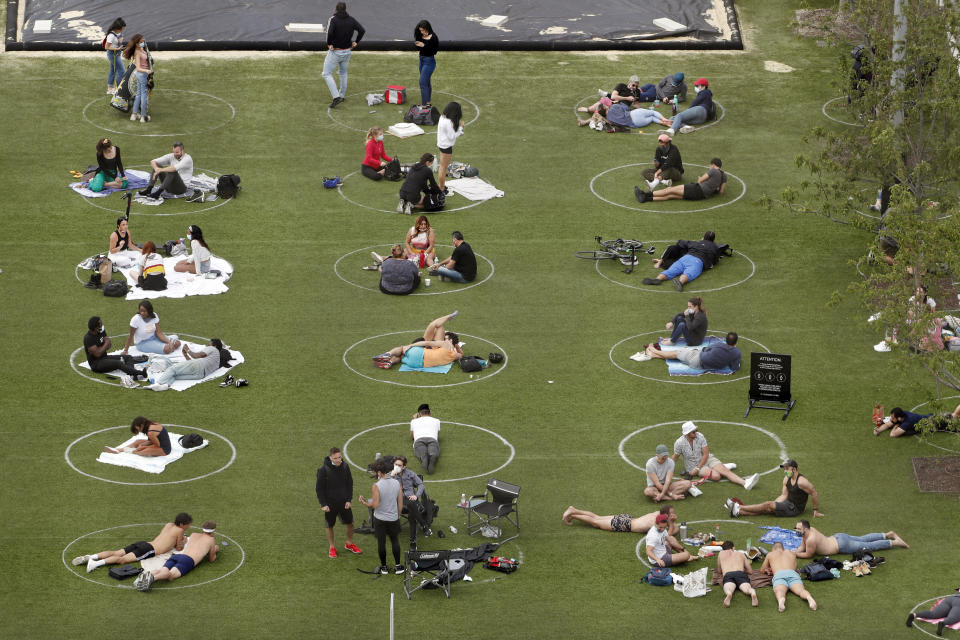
[7,0,741,51]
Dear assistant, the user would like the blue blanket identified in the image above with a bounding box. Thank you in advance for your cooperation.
[757,526,801,550]
[69,168,151,198]
[660,336,735,376]
[398,363,453,374]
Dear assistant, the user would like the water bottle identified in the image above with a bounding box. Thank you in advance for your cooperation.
[672,95,678,115]
[680,522,687,539]
[460,493,467,507]
[653,98,660,108]
[375,452,381,461]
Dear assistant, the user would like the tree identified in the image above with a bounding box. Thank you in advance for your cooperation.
[764,0,960,400]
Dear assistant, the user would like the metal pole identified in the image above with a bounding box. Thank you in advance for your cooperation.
[389,592,394,640]
[892,0,907,126]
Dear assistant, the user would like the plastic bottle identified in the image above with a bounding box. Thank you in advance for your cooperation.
[746,537,752,551]
[654,97,660,108]
[672,95,678,115]
[460,493,467,507]
[680,522,688,539]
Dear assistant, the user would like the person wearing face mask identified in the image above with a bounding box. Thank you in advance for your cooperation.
[726,459,823,518]
[663,78,713,135]
[361,127,393,180]
[662,297,707,347]
[391,455,436,547]
[316,447,363,559]
[655,71,688,103]
[83,315,147,382]
[174,225,212,274]
[122,34,152,123]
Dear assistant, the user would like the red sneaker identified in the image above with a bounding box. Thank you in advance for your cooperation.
[344,542,363,554]
[328,547,338,558]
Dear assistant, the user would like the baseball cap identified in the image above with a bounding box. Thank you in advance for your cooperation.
[694,77,709,87]
[681,421,697,435]
[629,75,640,84]
[655,514,669,524]
[655,444,670,457]
[658,133,671,143]
[673,72,685,83]
[779,459,798,469]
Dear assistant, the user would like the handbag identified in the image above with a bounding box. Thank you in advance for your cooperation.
[641,566,672,586]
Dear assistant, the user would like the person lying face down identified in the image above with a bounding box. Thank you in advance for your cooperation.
[641,230,721,291]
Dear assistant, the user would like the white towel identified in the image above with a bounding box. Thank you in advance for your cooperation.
[96,430,210,474]
[388,122,425,138]
[445,177,504,201]
[78,341,245,392]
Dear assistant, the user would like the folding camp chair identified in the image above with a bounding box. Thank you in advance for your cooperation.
[403,549,452,599]
[466,479,520,542]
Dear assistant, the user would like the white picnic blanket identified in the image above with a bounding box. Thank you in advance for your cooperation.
[445,177,504,201]
[77,251,234,299]
[96,430,210,474]
[78,341,244,392]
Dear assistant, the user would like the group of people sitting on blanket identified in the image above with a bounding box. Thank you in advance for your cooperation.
[577,72,715,135]
[360,217,478,294]
[71,512,219,592]
[87,216,212,291]
[84,303,230,389]
[87,139,202,203]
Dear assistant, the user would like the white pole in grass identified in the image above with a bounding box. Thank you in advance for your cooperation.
[389,593,394,640]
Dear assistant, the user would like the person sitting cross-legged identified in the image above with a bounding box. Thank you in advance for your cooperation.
[644,444,692,501]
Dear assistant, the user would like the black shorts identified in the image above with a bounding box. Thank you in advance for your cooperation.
[722,570,751,587]
[774,500,802,517]
[123,541,155,560]
[683,182,706,201]
[438,146,453,155]
[324,501,354,528]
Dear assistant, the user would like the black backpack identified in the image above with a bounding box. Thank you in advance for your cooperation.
[422,187,446,212]
[459,356,483,372]
[179,433,204,448]
[800,562,834,581]
[404,105,441,126]
[706,101,717,121]
[217,174,241,198]
[383,157,402,182]
[103,280,128,297]
[109,565,142,580]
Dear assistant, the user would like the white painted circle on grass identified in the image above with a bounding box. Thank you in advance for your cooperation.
[911,396,960,454]
[342,421,515,483]
[635,519,757,568]
[619,420,788,476]
[326,90,480,133]
[587,240,756,294]
[342,331,508,388]
[333,243,494,295]
[609,331,770,385]
[572,95,726,133]
[70,332,216,388]
[82,89,237,137]
[908,596,960,638]
[80,165,234,217]
[335,170,486,214]
[64,424,237,485]
[589,163,746,214]
[821,96,864,127]
[62,523,244,589]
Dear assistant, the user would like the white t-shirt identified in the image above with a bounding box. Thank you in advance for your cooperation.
[153,152,194,182]
[130,313,160,344]
[674,433,708,473]
[410,415,441,441]
[190,240,212,270]
[645,527,670,559]
[106,31,123,50]
[196,348,222,376]
[645,456,675,487]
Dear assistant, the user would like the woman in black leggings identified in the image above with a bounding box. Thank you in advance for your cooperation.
[908,589,960,636]
[358,458,404,574]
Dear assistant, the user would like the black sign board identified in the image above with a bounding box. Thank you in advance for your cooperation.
[749,353,791,402]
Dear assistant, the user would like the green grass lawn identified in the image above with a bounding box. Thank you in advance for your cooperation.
[1,1,958,638]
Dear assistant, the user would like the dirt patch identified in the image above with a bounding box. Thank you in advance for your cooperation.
[912,456,960,493]
[794,8,862,43]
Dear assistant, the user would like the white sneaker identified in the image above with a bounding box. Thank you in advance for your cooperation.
[724,498,733,509]
[664,128,675,136]
[72,555,90,566]
[629,352,652,362]
[130,113,139,121]
[120,375,138,388]
[598,89,607,97]
[679,125,695,134]
[730,501,741,517]
[744,473,759,491]
[86,557,100,573]
[148,383,170,392]
[661,179,672,187]
[867,312,880,322]
[403,201,413,215]
[874,341,891,352]
[723,462,737,470]
[370,251,384,265]
[646,179,658,190]
[397,199,405,213]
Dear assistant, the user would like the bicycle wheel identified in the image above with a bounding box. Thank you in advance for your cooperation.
[575,250,618,261]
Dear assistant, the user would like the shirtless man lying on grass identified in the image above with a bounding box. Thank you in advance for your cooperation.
[562,504,679,536]
[793,520,908,558]
[135,520,219,591]
[717,540,758,608]
[761,542,817,612]
[72,513,191,573]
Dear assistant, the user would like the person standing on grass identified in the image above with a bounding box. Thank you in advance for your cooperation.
[316,447,363,559]
[358,458,404,575]
[436,102,465,194]
[104,18,126,95]
[324,2,365,109]
[123,34,151,123]
[73,513,191,573]
[414,20,438,107]
[430,230,477,284]
[761,542,817,612]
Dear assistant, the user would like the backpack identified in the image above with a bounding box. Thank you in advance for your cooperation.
[404,104,441,126]
[484,556,518,573]
[216,174,241,198]
[800,562,834,581]
[459,356,484,373]
[103,280,128,297]
[385,85,406,104]
[108,565,142,580]
[642,566,672,586]
[178,433,204,448]
[706,101,717,121]
[383,157,402,182]
[422,187,446,212]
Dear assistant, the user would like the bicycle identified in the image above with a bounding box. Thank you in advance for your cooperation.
[575,236,655,274]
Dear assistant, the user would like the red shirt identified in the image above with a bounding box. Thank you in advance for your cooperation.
[362,139,392,169]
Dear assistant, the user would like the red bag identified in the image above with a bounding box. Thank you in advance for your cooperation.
[385,85,406,104]
[418,251,426,269]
